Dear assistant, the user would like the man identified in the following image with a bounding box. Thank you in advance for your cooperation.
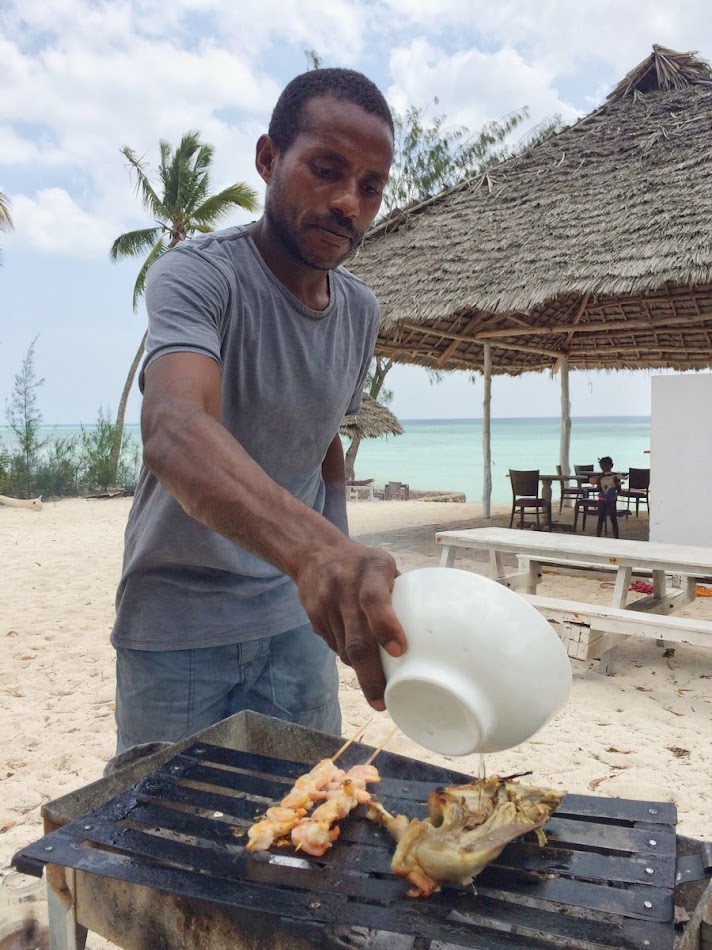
[110,68,406,758]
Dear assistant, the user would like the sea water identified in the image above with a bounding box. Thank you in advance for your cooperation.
[1,415,651,505]
[348,416,651,503]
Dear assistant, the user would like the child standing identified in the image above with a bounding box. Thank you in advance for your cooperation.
[592,456,621,538]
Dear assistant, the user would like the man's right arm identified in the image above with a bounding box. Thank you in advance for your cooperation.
[141,351,406,710]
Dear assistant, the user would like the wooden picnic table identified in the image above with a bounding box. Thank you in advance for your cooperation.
[435,527,712,674]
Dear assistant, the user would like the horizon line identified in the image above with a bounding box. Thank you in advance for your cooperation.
[2,413,653,428]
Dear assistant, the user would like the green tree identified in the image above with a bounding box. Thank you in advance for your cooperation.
[381,101,528,217]
[5,336,47,498]
[79,406,141,491]
[109,131,260,482]
[514,114,565,151]
[35,434,81,497]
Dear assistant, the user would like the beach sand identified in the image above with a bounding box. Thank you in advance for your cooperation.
[1,495,712,943]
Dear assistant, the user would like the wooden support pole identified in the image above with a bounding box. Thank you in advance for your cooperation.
[482,343,492,518]
[559,356,571,477]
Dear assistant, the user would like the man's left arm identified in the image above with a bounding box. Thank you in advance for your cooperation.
[321,433,349,536]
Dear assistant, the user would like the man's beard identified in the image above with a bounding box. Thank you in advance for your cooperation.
[266,204,332,271]
[265,189,361,271]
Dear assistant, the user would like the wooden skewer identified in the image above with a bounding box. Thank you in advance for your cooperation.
[331,717,374,762]
[364,725,399,766]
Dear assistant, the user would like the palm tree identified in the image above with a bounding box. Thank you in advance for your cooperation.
[108,131,259,480]
[0,191,13,265]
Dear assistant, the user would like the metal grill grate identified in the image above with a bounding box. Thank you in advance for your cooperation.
[14,741,678,950]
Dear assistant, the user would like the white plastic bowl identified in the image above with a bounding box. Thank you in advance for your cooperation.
[380,567,572,756]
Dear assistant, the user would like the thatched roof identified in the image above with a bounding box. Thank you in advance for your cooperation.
[339,393,404,440]
[350,46,712,376]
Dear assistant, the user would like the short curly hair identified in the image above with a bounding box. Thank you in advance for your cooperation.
[268,68,394,153]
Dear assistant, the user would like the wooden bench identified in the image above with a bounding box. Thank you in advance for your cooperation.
[515,554,655,583]
[436,527,712,674]
[522,593,712,672]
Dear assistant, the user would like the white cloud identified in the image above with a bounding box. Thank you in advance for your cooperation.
[379,0,712,81]
[0,0,379,253]
[10,188,117,257]
[182,0,370,62]
[386,39,581,135]
[0,125,62,166]
[2,0,711,258]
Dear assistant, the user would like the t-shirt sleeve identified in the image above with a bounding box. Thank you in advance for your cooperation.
[139,245,231,391]
[344,296,380,416]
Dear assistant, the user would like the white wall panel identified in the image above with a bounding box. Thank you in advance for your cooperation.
[650,374,712,546]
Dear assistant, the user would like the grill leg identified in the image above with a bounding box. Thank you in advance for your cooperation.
[46,867,87,950]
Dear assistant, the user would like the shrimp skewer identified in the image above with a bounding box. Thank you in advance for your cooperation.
[245,758,345,851]
[290,763,381,856]
[243,721,392,854]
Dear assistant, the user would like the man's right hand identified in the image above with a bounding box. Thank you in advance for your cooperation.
[294,540,407,711]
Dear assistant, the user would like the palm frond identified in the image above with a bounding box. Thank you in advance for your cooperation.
[0,191,13,231]
[157,140,172,184]
[120,147,163,215]
[184,173,211,215]
[178,141,214,214]
[161,131,205,212]
[132,236,168,310]
[193,142,214,175]
[109,227,162,261]
[191,183,260,226]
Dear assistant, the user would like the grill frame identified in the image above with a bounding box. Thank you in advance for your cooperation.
[14,719,680,950]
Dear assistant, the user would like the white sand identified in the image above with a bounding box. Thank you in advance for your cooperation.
[2,494,711,897]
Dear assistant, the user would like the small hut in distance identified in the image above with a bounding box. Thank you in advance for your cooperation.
[339,393,403,442]
[350,45,712,514]
[340,393,403,486]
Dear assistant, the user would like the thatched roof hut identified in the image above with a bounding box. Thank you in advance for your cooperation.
[351,45,712,378]
[339,393,403,440]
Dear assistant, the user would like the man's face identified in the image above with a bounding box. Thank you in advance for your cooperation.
[261,95,393,271]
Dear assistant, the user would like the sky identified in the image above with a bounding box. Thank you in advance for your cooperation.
[1,0,711,425]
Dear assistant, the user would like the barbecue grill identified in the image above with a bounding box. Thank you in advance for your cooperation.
[12,712,712,950]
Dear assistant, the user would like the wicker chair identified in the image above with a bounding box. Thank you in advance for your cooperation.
[573,463,595,484]
[508,470,551,530]
[619,467,650,516]
[384,480,410,501]
[556,464,589,514]
[573,496,603,533]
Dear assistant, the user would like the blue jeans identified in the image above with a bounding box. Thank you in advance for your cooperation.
[113,623,341,755]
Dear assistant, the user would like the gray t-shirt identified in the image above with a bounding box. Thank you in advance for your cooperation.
[111,226,378,650]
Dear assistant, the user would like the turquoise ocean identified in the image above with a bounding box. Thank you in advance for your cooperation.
[348,416,651,503]
[4,415,650,505]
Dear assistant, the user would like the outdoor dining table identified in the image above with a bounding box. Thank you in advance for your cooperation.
[539,472,587,503]
[435,526,712,674]
[538,471,628,503]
